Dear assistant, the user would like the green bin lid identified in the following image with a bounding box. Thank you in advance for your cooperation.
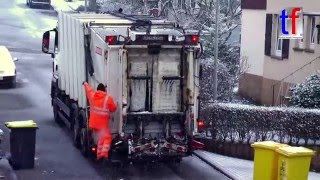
[5,120,38,128]
[251,141,289,150]
[276,146,316,157]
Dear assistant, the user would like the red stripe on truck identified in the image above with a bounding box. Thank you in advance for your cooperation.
[95,47,102,56]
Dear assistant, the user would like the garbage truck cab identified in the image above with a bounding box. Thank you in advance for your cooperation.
[42,11,204,164]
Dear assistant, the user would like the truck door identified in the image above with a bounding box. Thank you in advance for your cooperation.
[127,48,182,113]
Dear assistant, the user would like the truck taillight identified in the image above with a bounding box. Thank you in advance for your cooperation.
[185,35,199,45]
[106,36,117,45]
[192,35,199,44]
[91,147,97,152]
[197,120,205,129]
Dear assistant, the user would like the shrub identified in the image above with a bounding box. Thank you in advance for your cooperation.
[290,74,320,108]
[202,103,320,146]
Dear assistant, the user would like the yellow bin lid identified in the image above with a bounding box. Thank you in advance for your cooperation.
[251,141,289,150]
[276,146,316,157]
[5,120,38,128]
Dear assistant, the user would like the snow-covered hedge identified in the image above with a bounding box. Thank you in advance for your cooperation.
[202,103,320,146]
[290,74,320,108]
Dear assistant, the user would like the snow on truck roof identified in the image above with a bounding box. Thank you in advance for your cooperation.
[64,12,174,26]
[61,12,185,41]
[67,13,133,24]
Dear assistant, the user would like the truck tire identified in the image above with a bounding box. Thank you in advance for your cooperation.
[53,101,64,125]
[72,112,81,148]
[80,127,89,157]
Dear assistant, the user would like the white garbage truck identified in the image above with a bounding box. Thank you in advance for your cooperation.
[42,11,204,164]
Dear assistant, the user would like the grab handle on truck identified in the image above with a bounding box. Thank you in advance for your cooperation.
[162,76,184,80]
[84,34,95,77]
[128,76,151,80]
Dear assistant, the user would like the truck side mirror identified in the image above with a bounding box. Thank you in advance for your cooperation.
[42,30,56,55]
[42,31,50,54]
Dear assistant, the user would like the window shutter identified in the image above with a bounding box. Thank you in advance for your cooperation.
[282,39,290,59]
[265,14,273,56]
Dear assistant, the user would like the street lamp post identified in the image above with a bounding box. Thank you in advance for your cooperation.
[213,0,219,101]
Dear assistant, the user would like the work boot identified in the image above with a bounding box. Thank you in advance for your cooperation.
[102,158,110,166]
[95,158,104,164]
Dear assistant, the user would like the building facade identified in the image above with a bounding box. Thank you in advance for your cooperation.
[240,0,320,105]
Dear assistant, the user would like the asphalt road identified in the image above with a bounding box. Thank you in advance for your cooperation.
[0,0,229,179]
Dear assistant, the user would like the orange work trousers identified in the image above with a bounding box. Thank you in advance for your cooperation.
[93,129,112,159]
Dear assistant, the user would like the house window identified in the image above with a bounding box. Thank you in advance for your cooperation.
[310,16,316,49]
[264,14,290,59]
[299,38,304,48]
[273,15,283,57]
[275,21,283,57]
[275,17,283,57]
[298,18,305,49]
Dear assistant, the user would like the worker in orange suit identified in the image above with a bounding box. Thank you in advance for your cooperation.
[83,82,117,160]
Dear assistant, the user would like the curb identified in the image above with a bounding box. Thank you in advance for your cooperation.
[193,152,239,180]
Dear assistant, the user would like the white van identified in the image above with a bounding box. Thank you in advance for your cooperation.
[0,46,16,88]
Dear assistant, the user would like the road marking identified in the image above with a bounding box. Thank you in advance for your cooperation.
[9,0,57,38]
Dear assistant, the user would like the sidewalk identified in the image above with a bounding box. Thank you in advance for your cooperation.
[51,0,85,12]
[193,150,320,180]
[0,150,17,180]
[0,158,17,180]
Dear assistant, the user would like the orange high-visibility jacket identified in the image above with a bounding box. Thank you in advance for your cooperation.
[84,82,117,130]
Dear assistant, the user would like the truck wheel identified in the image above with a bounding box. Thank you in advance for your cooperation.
[72,113,81,148]
[80,127,89,157]
[53,102,64,125]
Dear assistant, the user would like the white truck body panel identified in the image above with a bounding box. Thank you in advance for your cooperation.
[55,12,200,136]
[57,13,133,109]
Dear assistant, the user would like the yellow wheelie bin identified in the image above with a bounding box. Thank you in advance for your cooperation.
[251,141,289,180]
[276,146,315,180]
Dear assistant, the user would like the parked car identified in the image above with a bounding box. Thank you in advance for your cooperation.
[0,46,17,88]
[26,0,51,8]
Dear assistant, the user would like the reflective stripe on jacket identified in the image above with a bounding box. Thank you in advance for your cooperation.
[84,82,117,130]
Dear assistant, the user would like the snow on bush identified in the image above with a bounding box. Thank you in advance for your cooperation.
[290,74,320,108]
[200,46,242,103]
[97,0,144,14]
[202,103,320,145]
[97,0,244,102]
